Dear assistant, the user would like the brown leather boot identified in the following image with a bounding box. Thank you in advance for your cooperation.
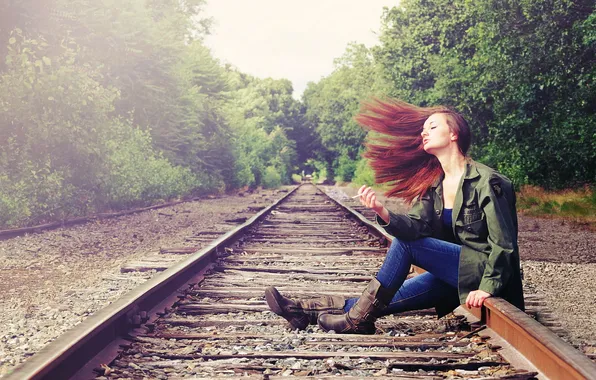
[265,286,345,330]
[317,278,393,334]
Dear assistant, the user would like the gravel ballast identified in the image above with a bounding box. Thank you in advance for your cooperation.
[1,184,595,377]
[0,187,287,377]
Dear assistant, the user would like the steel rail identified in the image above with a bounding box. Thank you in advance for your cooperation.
[465,299,596,380]
[319,185,596,380]
[0,200,187,240]
[7,184,596,379]
[5,186,300,380]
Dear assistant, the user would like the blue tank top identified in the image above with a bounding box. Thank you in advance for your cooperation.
[442,208,456,243]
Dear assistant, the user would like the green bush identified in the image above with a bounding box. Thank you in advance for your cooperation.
[0,163,80,227]
[306,159,329,184]
[262,166,282,188]
[100,125,201,208]
[352,159,376,186]
[312,168,328,184]
[0,175,31,227]
[0,34,206,227]
[231,153,255,189]
[335,154,358,182]
[291,174,303,183]
[479,144,530,188]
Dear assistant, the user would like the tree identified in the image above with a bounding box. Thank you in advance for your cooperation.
[302,43,390,181]
[222,72,300,188]
[376,0,595,187]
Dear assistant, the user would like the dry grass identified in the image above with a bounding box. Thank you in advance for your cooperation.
[346,182,596,230]
[517,185,596,230]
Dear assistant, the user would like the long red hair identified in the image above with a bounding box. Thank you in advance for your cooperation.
[356,98,471,203]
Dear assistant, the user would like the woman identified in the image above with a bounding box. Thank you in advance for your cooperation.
[265,99,524,334]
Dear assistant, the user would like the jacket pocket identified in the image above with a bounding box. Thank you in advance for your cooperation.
[462,206,483,225]
[459,218,488,244]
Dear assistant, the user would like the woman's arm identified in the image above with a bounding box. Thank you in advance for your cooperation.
[357,185,434,240]
[356,185,390,223]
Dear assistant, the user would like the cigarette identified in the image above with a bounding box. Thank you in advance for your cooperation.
[351,194,363,198]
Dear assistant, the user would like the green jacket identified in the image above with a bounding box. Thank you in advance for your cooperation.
[377,159,525,316]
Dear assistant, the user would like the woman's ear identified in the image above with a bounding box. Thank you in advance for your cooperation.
[450,132,458,141]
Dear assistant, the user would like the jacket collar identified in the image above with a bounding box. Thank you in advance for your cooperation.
[431,157,480,190]
[464,157,481,180]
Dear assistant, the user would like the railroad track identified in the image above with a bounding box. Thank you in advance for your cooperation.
[6,184,596,379]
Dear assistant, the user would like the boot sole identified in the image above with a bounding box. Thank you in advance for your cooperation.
[264,286,308,330]
[264,287,285,316]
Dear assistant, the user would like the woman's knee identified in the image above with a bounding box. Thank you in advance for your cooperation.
[385,273,455,311]
[388,237,410,256]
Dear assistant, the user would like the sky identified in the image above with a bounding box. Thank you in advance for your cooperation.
[203,1,398,99]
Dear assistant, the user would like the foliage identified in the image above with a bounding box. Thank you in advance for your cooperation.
[307,159,329,184]
[3,0,593,228]
[352,159,377,187]
[0,33,202,227]
[163,41,236,187]
[0,0,308,228]
[302,43,391,182]
[262,166,282,189]
[376,0,595,189]
[100,125,201,208]
[291,174,303,184]
[0,32,118,223]
[335,153,359,182]
[223,73,299,188]
[0,164,74,227]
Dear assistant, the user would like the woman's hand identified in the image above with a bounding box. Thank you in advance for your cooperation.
[356,185,385,214]
[465,290,492,308]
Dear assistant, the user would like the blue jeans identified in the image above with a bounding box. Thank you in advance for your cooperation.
[344,237,461,316]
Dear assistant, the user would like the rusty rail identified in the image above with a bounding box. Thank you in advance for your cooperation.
[322,185,596,380]
[0,200,189,240]
[5,184,596,379]
[465,299,596,380]
[4,186,300,380]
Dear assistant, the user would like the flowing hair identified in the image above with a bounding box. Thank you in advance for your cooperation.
[356,98,471,204]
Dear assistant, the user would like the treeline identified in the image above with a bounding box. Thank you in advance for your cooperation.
[0,0,306,227]
[303,0,595,189]
[1,0,594,229]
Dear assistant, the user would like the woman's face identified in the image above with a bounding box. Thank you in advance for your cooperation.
[421,113,457,154]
